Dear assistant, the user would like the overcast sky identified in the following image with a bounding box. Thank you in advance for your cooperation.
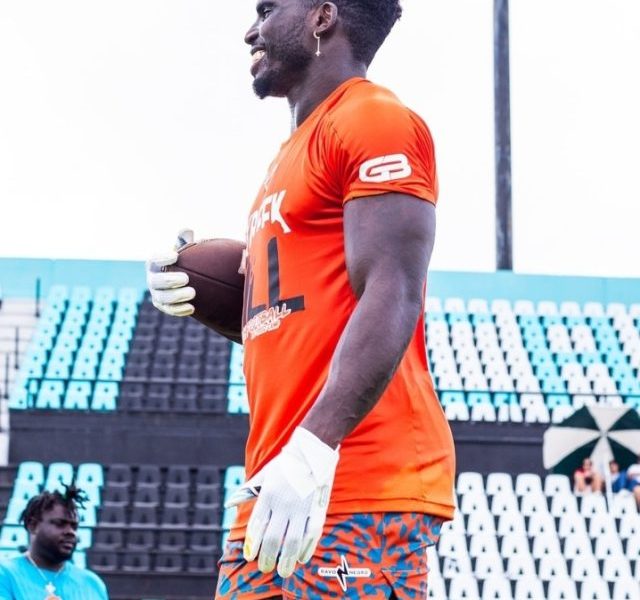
[0,0,638,277]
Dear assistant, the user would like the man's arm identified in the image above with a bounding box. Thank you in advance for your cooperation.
[300,192,436,448]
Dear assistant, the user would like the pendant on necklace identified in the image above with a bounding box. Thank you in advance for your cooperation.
[44,582,62,600]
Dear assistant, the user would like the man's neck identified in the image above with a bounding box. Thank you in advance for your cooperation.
[28,548,64,572]
[287,61,366,129]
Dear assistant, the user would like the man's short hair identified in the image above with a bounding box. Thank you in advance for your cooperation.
[20,483,87,530]
[307,0,403,65]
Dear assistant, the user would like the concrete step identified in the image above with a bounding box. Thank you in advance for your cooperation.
[0,298,38,316]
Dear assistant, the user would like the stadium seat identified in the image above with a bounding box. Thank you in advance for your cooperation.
[544,474,572,496]
[448,574,480,600]
[480,576,512,600]
[486,472,514,496]
[546,575,578,600]
[44,462,74,492]
[499,535,529,559]
[601,555,632,581]
[457,472,484,495]
[427,573,447,599]
[468,533,499,558]
[527,512,556,537]
[76,463,104,489]
[505,553,535,580]
[612,576,640,600]
[537,552,568,581]
[16,461,45,486]
[0,526,28,549]
[569,554,600,582]
[579,575,612,600]
[531,533,562,559]
[513,575,545,600]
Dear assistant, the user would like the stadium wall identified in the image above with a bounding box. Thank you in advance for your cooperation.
[2,258,640,304]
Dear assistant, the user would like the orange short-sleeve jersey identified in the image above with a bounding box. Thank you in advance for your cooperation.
[233,78,455,539]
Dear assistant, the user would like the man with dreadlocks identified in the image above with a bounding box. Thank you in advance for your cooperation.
[146,0,455,597]
[0,484,108,600]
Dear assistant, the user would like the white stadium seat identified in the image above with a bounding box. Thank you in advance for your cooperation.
[602,554,632,582]
[531,533,562,559]
[579,575,612,600]
[544,474,572,496]
[481,576,513,600]
[513,575,545,600]
[457,472,485,495]
[563,532,593,559]
[520,490,549,517]
[474,551,504,579]
[580,493,608,517]
[612,576,640,600]
[448,574,481,600]
[537,552,568,581]
[427,572,447,599]
[486,472,514,496]
[547,575,578,600]
[569,554,600,581]
[515,473,542,496]
[468,533,499,558]
[499,534,530,559]
[505,553,536,580]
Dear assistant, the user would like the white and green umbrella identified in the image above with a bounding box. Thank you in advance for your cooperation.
[543,405,640,474]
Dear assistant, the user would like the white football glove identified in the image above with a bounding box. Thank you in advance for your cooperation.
[225,427,339,578]
[146,229,196,317]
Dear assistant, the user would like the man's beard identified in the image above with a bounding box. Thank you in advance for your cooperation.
[253,29,312,98]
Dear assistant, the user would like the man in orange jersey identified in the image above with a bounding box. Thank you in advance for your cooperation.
[146,1,455,598]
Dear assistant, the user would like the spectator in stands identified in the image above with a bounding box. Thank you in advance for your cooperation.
[0,484,108,599]
[624,454,640,508]
[573,456,603,494]
[146,0,455,597]
[610,459,640,508]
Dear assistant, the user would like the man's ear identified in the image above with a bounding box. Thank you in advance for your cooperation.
[25,517,39,536]
[312,2,339,36]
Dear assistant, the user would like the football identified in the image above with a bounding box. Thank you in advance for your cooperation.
[165,238,245,343]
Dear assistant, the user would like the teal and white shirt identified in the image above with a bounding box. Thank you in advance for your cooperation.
[0,555,108,600]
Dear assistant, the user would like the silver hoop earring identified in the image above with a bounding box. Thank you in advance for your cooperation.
[313,30,321,57]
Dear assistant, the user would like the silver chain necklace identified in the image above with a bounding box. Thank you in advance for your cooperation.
[25,552,65,599]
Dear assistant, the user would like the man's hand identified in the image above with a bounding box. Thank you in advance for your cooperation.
[225,427,339,578]
[146,229,196,317]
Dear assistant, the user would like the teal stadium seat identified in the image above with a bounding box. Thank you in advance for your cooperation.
[224,466,245,491]
[76,463,104,489]
[493,392,517,406]
[44,463,74,492]
[78,504,97,528]
[579,352,602,366]
[227,385,249,414]
[71,552,87,569]
[0,526,28,549]
[64,381,92,410]
[440,391,466,406]
[541,315,563,328]
[554,352,578,366]
[3,499,27,525]
[16,462,45,486]
[11,480,40,503]
[35,381,64,409]
[467,391,492,406]
[92,382,118,411]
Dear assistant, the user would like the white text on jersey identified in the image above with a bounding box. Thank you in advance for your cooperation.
[247,190,290,248]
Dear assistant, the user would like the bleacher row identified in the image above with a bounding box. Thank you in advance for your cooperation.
[0,462,228,575]
[1,463,638,598]
[428,471,640,599]
[0,462,104,568]
[9,286,141,411]
[5,286,640,422]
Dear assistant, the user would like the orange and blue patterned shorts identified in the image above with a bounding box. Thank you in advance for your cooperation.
[215,512,444,599]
